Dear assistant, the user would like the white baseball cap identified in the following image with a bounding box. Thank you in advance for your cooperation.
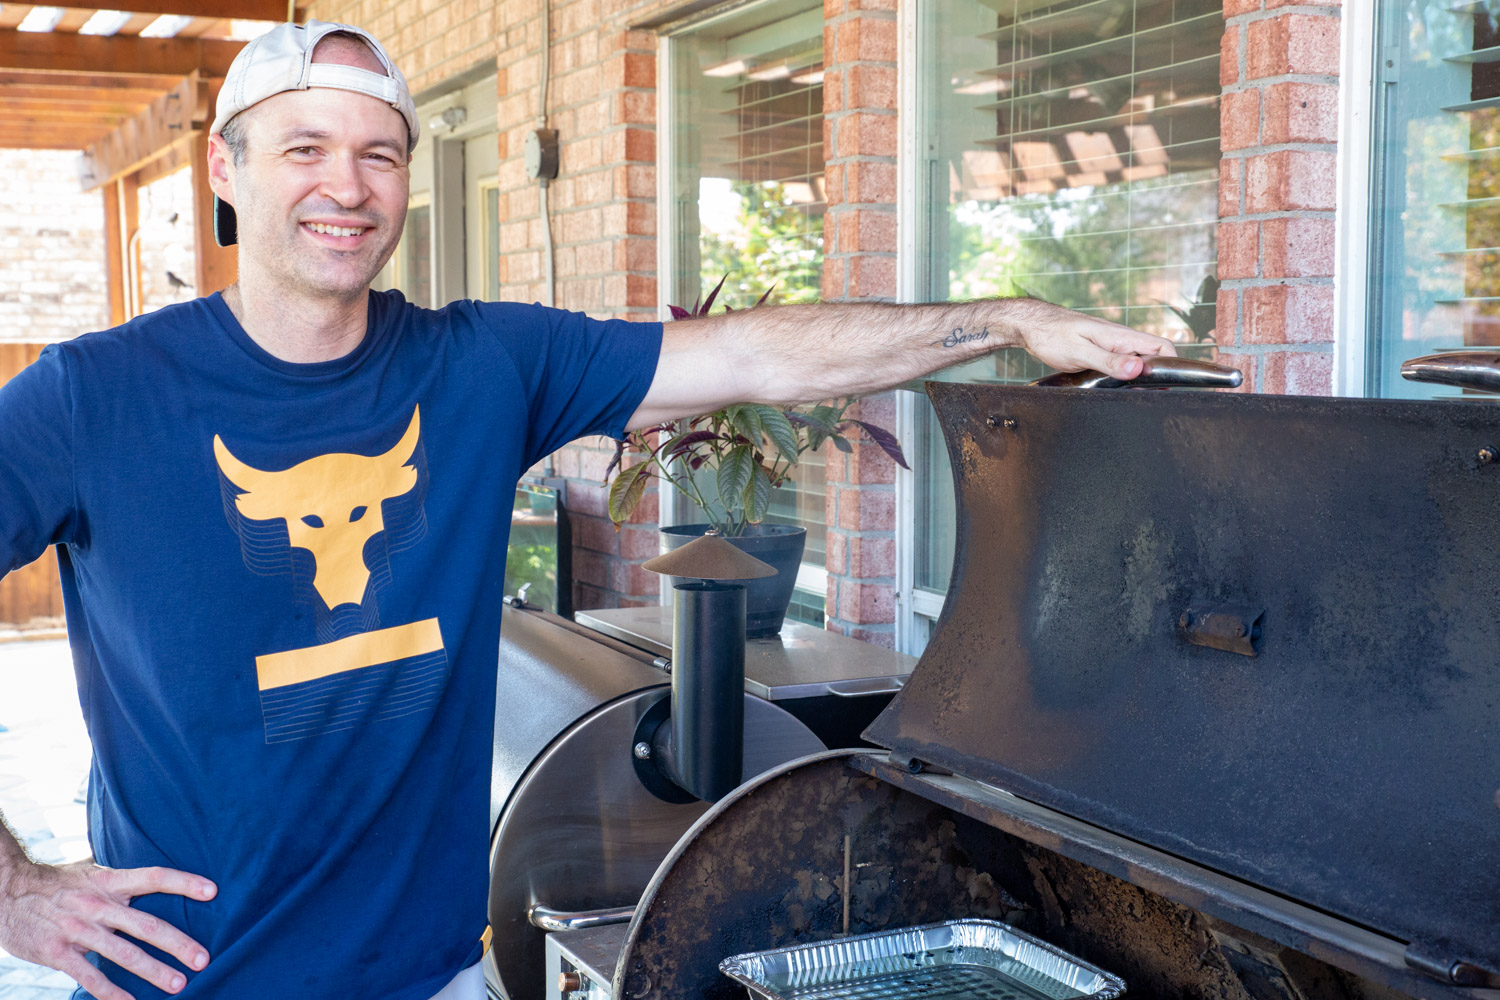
[210,19,419,246]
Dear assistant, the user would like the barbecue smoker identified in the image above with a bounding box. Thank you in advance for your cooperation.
[486,585,912,998]
[495,355,1500,1000]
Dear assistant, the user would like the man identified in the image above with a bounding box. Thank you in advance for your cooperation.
[0,19,1174,1000]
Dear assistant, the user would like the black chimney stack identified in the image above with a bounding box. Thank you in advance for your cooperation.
[634,533,775,803]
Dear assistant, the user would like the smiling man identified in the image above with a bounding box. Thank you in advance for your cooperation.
[0,19,1174,1000]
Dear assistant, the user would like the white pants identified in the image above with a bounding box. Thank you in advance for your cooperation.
[427,962,486,1000]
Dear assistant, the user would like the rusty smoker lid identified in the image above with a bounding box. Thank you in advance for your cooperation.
[864,381,1500,975]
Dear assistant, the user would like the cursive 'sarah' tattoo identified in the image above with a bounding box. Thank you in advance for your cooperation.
[932,325,990,348]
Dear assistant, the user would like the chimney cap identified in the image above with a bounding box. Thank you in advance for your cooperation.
[642,531,777,581]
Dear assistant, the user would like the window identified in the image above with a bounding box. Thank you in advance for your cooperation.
[903,0,1223,643]
[394,195,433,309]
[506,478,572,616]
[1368,0,1500,397]
[667,0,829,624]
[479,180,502,301]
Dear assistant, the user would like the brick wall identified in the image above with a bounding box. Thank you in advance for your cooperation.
[494,1,666,610]
[313,0,501,96]
[1216,0,1340,394]
[308,0,669,609]
[0,150,108,343]
[306,0,918,626]
[820,0,900,643]
[293,0,1328,628]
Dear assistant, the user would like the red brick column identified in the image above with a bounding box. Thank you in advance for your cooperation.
[821,0,898,302]
[821,0,899,645]
[497,5,661,611]
[495,12,657,320]
[824,395,899,646]
[551,443,662,610]
[1215,0,1340,395]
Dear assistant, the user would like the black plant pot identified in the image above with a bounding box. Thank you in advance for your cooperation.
[660,524,807,638]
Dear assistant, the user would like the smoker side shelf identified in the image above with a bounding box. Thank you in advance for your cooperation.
[846,756,1495,1000]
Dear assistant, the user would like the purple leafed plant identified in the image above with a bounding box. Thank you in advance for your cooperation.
[606,275,909,535]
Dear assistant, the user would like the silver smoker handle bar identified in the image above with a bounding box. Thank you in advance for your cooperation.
[1029,356,1244,390]
[1400,352,1500,394]
[527,903,637,932]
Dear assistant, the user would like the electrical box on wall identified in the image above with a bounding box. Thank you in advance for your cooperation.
[526,129,559,181]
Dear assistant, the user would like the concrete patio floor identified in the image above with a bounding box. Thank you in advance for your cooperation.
[0,637,92,999]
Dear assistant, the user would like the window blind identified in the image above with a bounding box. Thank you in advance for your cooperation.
[694,8,824,195]
[671,0,829,624]
[911,0,1224,615]
[1364,0,1500,396]
[942,0,1221,340]
[1438,1,1500,346]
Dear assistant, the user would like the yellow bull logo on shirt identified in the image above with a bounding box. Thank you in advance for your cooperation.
[213,408,447,739]
[214,408,422,611]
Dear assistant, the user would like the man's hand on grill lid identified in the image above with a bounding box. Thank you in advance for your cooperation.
[1016,299,1177,381]
[628,294,1179,430]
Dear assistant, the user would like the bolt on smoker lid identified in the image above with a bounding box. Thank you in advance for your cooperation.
[642,532,776,581]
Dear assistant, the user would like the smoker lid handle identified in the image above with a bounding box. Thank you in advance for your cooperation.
[1029,357,1244,390]
[1400,352,1500,394]
[528,903,637,933]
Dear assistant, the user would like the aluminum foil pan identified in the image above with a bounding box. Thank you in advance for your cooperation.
[719,919,1125,1000]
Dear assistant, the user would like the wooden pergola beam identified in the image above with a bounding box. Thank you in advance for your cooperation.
[0,84,165,106]
[78,73,213,190]
[0,103,143,121]
[0,127,113,150]
[0,31,241,77]
[41,0,305,20]
[139,138,195,186]
[0,70,184,91]
[190,81,236,297]
[103,174,141,327]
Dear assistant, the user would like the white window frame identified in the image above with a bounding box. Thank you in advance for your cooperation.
[895,0,957,652]
[894,0,928,654]
[1334,3,1378,398]
[656,31,684,606]
[896,0,1302,653]
[476,173,501,300]
[393,191,434,307]
[655,5,834,621]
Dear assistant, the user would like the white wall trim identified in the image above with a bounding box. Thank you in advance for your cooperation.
[656,32,676,328]
[893,0,923,654]
[910,588,944,621]
[896,0,921,307]
[656,32,684,606]
[1333,2,1378,397]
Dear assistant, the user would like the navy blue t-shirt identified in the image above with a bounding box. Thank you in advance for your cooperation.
[0,290,662,998]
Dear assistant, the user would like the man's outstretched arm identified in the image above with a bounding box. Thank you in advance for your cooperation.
[0,808,217,999]
[627,297,1176,430]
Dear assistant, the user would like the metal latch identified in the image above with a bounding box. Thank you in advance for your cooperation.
[503,582,532,608]
[1179,605,1263,657]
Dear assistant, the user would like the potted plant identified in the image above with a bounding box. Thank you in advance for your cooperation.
[606,276,908,637]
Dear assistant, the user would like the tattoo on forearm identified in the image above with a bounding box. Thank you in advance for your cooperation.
[932,326,990,348]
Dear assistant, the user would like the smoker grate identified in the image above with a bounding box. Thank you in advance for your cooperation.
[720,920,1124,1000]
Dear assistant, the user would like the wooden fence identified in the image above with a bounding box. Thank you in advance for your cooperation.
[0,344,66,628]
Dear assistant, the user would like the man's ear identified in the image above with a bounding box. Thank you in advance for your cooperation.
[206,133,235,206]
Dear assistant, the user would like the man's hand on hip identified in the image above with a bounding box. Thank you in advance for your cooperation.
[0,859,216,999]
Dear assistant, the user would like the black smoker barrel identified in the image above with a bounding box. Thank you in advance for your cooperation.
[583,371,1500,1000]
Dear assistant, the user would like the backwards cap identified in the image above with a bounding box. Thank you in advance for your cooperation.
[209,20,419,247]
